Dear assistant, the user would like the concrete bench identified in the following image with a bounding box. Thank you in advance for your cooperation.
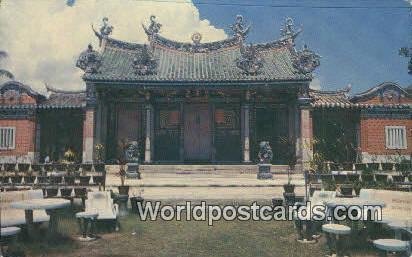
[359,189,411,224]
[0,189,50,227]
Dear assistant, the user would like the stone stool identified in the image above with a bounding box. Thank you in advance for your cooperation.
[75,211,99,241]
[322,223,351,257]
[0,226,21,257]
[373,239,409,257]
[116,194,129,217]
[293,202,317,244]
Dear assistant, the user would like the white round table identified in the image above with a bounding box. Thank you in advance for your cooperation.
[11,198,70,240]
[324,198,385,223]
[387,220,412,240]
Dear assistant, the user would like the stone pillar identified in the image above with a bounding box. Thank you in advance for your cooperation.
[241,107,251,162]
[34,116,41,163]
[241,90,251,163]
[82,84,96,163]
[82,109,95,163]
[144,93,154,163]
[299,106,313,171]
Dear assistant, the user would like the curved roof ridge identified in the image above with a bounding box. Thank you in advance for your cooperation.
[45,83,85,94]
[0,80,41,97]
[351,81,409,99]
[309,85,351,96]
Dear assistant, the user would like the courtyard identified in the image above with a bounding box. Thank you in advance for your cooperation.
[14,204,378,257]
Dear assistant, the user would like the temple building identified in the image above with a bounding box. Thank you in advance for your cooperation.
[0,16,410,169]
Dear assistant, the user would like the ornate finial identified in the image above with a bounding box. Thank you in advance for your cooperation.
[191,32,202,45]
[142,15,162,37]
[280,17,302,42]
[76,44,102,74]
[230,15,251,39]
[399,47,412,74]
[100,17,113,37]
[236,44,264,75]
[132,44,157,75]
[292,44,320,74]
[92,17,113,46]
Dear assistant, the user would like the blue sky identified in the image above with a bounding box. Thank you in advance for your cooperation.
[193,0,411,92]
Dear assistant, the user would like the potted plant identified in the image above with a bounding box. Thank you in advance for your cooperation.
[117,139,130,196]
[324,179,336,191]
[63,148,76,164]
[339,184,353,197]
[130,189,145,213]
[95,143,105,163]
[282,137,296,194]
[353,180,363,196]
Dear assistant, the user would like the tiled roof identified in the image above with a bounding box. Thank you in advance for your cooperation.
[310,89,353,108]
[38,93,85,109]
[38,84,86,109]
[310,86,412,109]
[83,37,311,83]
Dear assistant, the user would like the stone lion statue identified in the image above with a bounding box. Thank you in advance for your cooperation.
[258,141,273,164]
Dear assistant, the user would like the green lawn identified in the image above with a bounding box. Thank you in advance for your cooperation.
[14,207,377,257]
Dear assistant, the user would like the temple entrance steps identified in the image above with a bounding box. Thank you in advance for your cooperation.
[106,164,290,175]
[105,166,305,201]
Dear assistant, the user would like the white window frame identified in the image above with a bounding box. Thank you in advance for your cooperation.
[0,127,16,150]
[385,126,407,150]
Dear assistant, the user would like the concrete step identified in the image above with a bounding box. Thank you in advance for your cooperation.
[106,164,290,174]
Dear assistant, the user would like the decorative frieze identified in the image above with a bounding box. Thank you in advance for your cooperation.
[236,44,264,75]
[132,45,158,75]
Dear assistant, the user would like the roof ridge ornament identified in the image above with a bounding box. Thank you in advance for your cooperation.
[132,44,157,75]
[92,17,113,47]
[236,44,264,75]
[76,44,102,74]
[143,15,162,39]
[292,44,320,75]
[230,15,251,40]
[399,47,412,74]
[280,17,302,43]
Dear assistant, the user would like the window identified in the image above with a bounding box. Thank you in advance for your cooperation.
[385,126,407,149]
[0,127,16,150]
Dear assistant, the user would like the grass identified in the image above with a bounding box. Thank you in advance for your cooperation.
[13,206,378,257]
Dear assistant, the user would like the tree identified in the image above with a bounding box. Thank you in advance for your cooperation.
[0,50,14,80]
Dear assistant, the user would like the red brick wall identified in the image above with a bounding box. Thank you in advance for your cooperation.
[0,119,36,157]
[360,118,412,155]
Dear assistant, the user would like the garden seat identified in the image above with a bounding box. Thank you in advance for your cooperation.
[0,226,21,257]
[0,226,20,237]
[373,239,409,253]
[85,191,118,220]
[322,224,351,235]
[322,224,351,256]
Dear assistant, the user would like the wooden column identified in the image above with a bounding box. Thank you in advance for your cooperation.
[241,91,251,163]
[144,92,154,163]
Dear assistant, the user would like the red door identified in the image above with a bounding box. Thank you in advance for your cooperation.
[184,104,211,161]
